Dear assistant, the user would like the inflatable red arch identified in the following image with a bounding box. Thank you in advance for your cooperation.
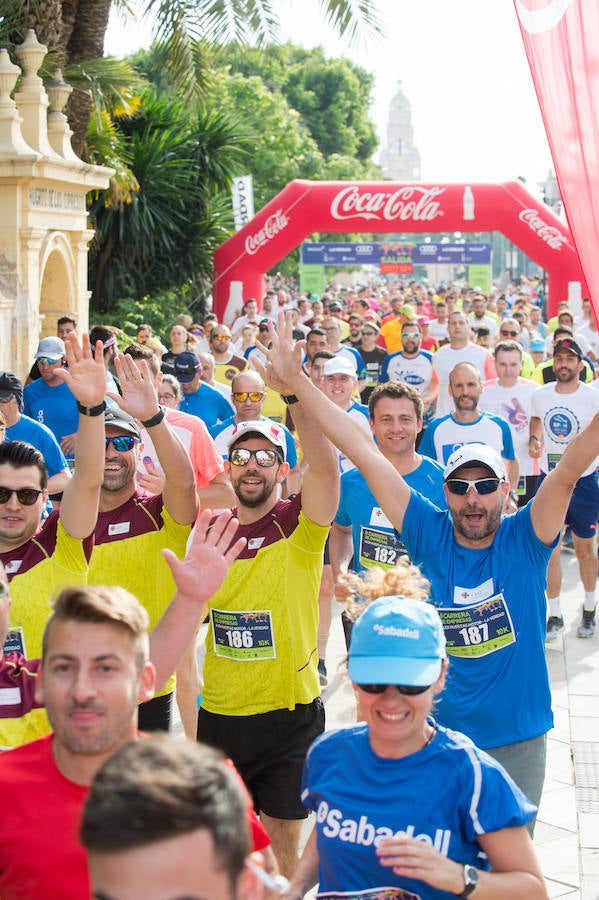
[213,180,587,322]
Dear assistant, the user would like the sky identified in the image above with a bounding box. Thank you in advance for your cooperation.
[105,0,554,197]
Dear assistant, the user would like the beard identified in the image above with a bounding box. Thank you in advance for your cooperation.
[452,501,503,543]
[232,473,277,508]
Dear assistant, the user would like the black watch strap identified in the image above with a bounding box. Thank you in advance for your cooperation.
[281,394,299,405]
[77,400,106,417]
[459,864,479,897]
[141,406,166,428]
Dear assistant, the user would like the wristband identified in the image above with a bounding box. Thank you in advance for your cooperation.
[529,435,540,444]
[281,394,299,405]
[141,406,166,428]
[509,490,518,503]
[77,400,106,417]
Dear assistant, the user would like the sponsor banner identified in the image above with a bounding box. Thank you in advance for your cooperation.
[301,242,492,266]
[515,0,599,313]
[300,264,325,298]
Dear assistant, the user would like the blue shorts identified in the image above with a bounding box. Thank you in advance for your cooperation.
[535,471,599,539]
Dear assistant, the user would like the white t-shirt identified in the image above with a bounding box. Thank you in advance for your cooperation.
[481,378,540,476]
[530,382,599,476]
[432,344,496,416]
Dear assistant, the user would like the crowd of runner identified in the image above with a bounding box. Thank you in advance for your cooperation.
[0,274,597,898]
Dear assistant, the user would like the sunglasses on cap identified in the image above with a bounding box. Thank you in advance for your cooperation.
[229,447,282,468]
[0,486,44,506]
[232,391,264,403]
[445,477,502,496]
[105,435,141,452]
[357,683,431,696]
[37,357,61,366]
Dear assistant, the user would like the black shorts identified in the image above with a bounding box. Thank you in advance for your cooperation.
[197,698,325,819]
[138,692,172,732]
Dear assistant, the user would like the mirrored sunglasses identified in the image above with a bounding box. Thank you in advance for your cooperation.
[445,478,502,496]
[229,447,281,468]
[232,392,264,403]
[37,357,61,366]
[105,435,141,452]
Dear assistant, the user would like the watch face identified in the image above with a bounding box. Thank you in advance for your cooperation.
[463,865,479,895]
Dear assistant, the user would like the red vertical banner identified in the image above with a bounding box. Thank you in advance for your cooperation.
[514,0,599,315]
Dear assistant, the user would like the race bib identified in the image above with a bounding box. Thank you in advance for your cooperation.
[2,627,26,657]
[211,609,275,660]
[547,452,562,471]
[437,593,515,658]
[359,525,407,569]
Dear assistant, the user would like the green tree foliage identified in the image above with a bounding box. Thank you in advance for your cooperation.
[215,43,378,165]
[88,88,251,313]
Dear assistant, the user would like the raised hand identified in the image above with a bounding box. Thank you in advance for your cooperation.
[54,333,106,407]
[109,353,160,422]
[162,509,246,604]
[256,311,306,394]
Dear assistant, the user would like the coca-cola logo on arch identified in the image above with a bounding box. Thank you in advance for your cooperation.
[245,210,289,256]
[518,208,568,251]
[330,186,446,223]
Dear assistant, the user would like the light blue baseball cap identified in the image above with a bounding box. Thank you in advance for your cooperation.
[348,595,446,686]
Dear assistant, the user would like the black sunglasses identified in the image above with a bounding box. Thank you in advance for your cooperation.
[357,683,431,696]
[105,435,141,452]
[446,477,502,496]
[0,486,44,506]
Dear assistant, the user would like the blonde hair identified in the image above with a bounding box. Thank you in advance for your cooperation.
[343,561,430,621]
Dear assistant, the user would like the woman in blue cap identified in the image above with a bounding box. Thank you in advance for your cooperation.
[283,566,547,900]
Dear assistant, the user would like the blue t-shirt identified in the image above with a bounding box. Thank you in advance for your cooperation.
[210,416,298,469]
[302,721,535,898]
[6,416,68,477]
[23,380,78,458]
[419,411,515,466]
[400,491,557,747]
[335,457,446,572]
[178,382,234,428]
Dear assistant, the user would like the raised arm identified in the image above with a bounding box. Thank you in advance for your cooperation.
[150,509,246,690]
[531,413,599,545]
[110,354,198,525]
[264,314,412,534]
[52,334,107,539]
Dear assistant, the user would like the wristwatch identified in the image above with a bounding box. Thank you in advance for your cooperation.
[459,864,479,897]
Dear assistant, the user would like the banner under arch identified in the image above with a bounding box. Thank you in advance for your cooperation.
[213,180,587,322]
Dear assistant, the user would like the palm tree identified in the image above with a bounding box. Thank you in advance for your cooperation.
[5,0,381,153]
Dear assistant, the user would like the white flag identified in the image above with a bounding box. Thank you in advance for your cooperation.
[232,175,255,231]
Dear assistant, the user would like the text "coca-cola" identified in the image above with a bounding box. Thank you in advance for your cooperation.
[330,186,445,223]
[245,210,289,256]
[519,209,568,251]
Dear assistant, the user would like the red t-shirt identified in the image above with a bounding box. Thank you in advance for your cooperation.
[0,734,270,899]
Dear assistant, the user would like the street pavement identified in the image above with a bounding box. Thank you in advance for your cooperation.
[183,545,599,899]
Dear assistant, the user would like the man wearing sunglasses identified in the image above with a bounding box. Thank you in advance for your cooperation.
[87,352,199,735]
[268,311,599,821]
[197,413,339,879]
[210,371,300,496]
[0,333,108,747]
[1,371,71,498]
[379,321,438,442]
[209,325,249,389]
[23,336,79,466]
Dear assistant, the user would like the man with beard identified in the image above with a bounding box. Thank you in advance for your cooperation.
[419,362,518,489]
[530,338,599,641]
[197,415,338,880]
[264,312,599,822]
